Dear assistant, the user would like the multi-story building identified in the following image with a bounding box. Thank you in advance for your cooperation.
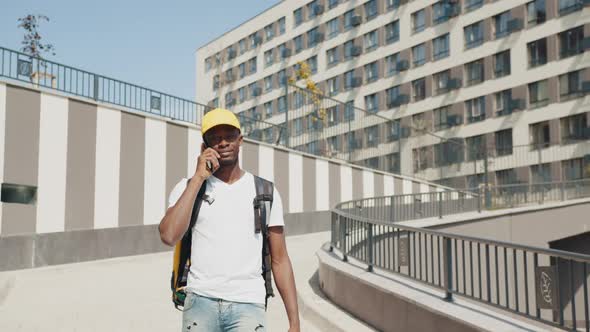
[196,0,590,188]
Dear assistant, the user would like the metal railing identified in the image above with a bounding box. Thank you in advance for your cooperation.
[330,179,590,331]
[0,45,285,144]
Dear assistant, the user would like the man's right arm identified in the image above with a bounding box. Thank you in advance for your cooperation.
[158,176,205,246]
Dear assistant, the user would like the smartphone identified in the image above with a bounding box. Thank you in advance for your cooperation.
[204,142,215,173]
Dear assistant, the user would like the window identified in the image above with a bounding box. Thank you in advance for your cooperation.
[344,101,355,121]
[344,70,355,89]
[464,21,484,49]
[466,135,485,161]
[528,80,549,108]
[308,55,318,74]
[412,10,426,33]
[385,20,400,44]
[239,63,246,78]
[278,69,287,87]
[413,78,426,101]
[225,69,234,82]
[559,70,583,101]
[249,33,260,48]
[264,76,273,92]
[495,89,512,116]
[559,0,584,16]
[364,30,378,51]
[327,18,340,39]
[278,17,286,35]
[238,39,247,55]
[343,10,355,30]
[248,57,257,74]
[278,96,287,113]
[412,113,427,133]
[413,147,430,172]
[435,140,464,166]
[328,136,341,152]
[465,59,484,86]
[387,0,401,10]
[433,1,456,25]
[264,102,273,117]
[563,158,586,180]
[494,50,511,78]
[528,38,547,67]
[387,153,401,173]
[294,8,303,26]
[433,106,450,131]
[264,24,275,41]
[464,0,483,12]
[494,128,512,156]
[327,106,339,126]
[412,43,426,67]
[387,120,401,141]
[329,0,339,9]
[327,47,339,66]
[294,118,303,135]
[561,113,587,143]
[530,121,550,148]
[213,75,220,90]
[327,77,339,96]
[307,0,319,19]
[467,174,485,189]
[386,53,400,76]
[264,50,274,67]
[494,11,511,38]
[366,126,379,148]
[465,96,486,123]
[238,87,246,103]
[559,26,584,59]
[365,93,378,113]
[225,92,233,106]
[344,40,354,59]
[364,61,378,83]
[347,132,362,150]
[307,27,322,48]
[531,163,551,184]
[496,169,517,185]
[434,70,451,95]
[386,85,400,108]
[527,0,546,26]
[294,91,304,109]
[205,58,212,71]
[433,33,450,60]
[365,0,378,20]
[294,35,304,53]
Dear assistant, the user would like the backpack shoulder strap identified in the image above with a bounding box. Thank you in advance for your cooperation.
[187,177,207,232]
[252,175,275,309]
[253,175,273,233]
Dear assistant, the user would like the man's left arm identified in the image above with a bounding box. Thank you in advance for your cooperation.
[269,226,300,332]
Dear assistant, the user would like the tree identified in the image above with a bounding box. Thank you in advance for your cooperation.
[17,14,56,61]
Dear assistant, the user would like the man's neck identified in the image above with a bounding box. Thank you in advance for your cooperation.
[213,163,244,184]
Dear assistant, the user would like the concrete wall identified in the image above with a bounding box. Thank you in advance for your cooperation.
[0,80,442,271]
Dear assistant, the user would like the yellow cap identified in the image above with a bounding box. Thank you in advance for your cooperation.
[201,108,241,136]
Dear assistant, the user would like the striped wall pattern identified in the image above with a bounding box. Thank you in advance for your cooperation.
[0,82,439,237]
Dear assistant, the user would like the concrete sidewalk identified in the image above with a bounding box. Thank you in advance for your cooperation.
[0,232,370,331]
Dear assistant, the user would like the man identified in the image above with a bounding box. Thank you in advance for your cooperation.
[159,108,300,332]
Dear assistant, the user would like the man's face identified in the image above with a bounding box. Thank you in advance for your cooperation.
[203,125,242,167]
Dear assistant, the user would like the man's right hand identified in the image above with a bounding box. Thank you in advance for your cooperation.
[195,146,220,180]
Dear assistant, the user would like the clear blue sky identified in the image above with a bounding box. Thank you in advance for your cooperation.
[0,0,280,101]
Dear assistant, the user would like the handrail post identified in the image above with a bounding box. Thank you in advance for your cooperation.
[443,236,453,301]
[367,223,374,272]
[93,74,99,101]
[341,217,348,262]
[438,191,443,219]
[560,181,565,201]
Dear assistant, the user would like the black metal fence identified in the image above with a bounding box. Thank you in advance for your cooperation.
[331,179,590,331]
[0,46,285,144]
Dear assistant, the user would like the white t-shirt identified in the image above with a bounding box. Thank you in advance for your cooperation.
[167,172,284,304]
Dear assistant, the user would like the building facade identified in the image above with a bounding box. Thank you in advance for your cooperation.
[196,0,590,188]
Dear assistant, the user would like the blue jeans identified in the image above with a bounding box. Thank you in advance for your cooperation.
[182,292,266,332]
